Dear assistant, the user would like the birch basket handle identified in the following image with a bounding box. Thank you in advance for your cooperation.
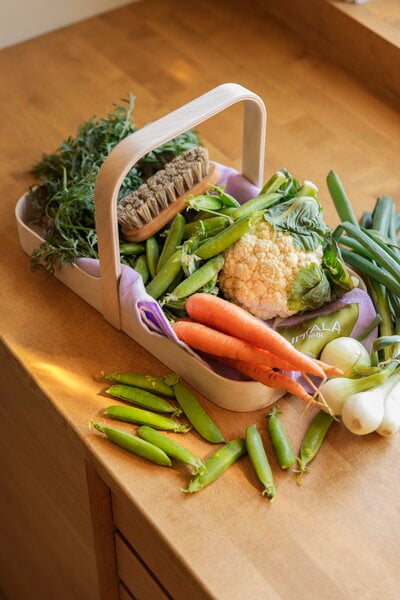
[94,83,267,328]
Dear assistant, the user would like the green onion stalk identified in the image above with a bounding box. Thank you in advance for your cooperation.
[327,171,400,364]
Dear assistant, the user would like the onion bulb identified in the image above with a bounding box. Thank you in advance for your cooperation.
[376,373,400,436]
[341,389,385,435]
[319,369,388,416]
[320,337,371,378]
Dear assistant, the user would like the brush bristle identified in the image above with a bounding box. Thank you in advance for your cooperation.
[117,146,210,230]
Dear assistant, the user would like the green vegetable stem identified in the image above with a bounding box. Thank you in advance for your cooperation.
[90,421,172,466]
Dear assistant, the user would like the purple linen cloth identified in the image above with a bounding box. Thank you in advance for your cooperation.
[77,163,378,383]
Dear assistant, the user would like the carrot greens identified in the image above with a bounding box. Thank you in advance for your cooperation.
[29,95,200,273]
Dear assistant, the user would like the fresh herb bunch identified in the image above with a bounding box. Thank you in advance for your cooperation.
[30,95,200,273]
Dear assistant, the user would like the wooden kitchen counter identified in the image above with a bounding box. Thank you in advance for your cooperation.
[1,1,400,598]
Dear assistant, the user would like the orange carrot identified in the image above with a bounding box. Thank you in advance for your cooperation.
[314,359,344,377]
[220,358,319,406]
[185,293,326,379]
[173,320,302,370]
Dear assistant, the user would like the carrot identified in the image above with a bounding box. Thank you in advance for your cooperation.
[220,358,320,406]
[173,320,301,371]
[185,293,326,379]
[314,359,344,377]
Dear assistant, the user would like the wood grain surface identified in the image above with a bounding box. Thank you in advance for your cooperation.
[1,0,400,598]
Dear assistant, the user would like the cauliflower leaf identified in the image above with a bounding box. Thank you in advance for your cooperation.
[288,262,332,313]
[263,196,329,251]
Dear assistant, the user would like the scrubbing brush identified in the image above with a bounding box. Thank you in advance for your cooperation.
[117,146,219,242]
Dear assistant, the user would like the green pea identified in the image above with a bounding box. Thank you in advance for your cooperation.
[195,215,253,260]
[173,382,225,444]
[184,438,247,493]
[146,248,183,299]
[245,424,276,501]
[119,242,145,255]
[103,372,179,397]
[90,421,171,466]
[295,410,334,484]
[230,192,282,220]
[137,426,205,475]
[105,384,181,415]
[103,405,191,433]
[166,254,224,301]
[146,237,160,279]
[157,212,185,272]
[134,254,150,284]
[267,406,295,470]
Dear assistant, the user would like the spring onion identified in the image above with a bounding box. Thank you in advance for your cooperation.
[319,337,371,378]
[342,367,400,435]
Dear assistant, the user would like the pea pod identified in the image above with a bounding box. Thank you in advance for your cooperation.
[90,421,171,466]
[146,237,159,279]
[267,406,295,470]
[195,215,254,260]
[146,248,183,299]
[186,195,223,212]
[134,254,150,284]
[103,372,179,397]
[157,213,185,272]
[295,410,334,484]
[245,424,276,501]
[173,382,225,443]
[230,192,282,220]
[137,426,205,475]
[183,216,230,240]
[166,254,224,301]
[105,384,181,415]
[184,438,247,493]
[103,405,191,433]
[119,242,145,255]
[207,184,241,208]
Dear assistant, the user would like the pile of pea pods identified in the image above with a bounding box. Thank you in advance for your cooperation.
[118,187,274,318]
[91,370,334,499]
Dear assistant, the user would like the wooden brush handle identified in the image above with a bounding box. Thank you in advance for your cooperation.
[94,83,267,328]
[121,162,220,242]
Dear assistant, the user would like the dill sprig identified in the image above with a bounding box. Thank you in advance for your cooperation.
[30,95,200,273]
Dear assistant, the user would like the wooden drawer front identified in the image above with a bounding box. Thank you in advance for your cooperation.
[115,533,170,600]
[112,493,212,600]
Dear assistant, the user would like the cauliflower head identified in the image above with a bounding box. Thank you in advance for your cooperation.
[218,220,324,320]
